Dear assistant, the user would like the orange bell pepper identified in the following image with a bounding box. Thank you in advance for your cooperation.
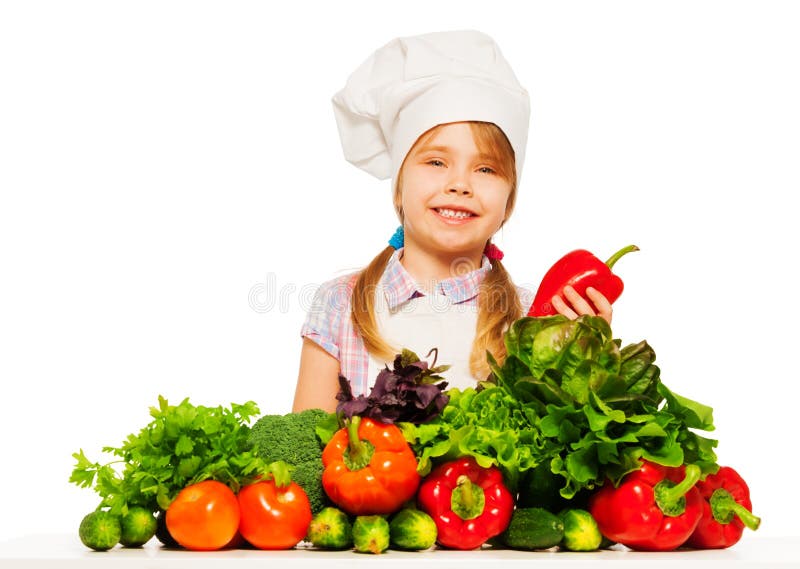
[321,416,420,515]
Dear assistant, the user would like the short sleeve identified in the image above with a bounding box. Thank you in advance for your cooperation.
[300,275,354,361]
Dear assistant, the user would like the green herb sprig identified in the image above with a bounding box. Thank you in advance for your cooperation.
[70,396,269,515]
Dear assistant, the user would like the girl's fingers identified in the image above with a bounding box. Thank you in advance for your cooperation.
[553,286,614,325]
[563,285,596,317]
[551,294,578,319]
[585,286,613,324]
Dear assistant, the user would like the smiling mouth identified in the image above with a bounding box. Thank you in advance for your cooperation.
[433,207,477,220]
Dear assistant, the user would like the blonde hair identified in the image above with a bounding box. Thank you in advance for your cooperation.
[350,121,524,380]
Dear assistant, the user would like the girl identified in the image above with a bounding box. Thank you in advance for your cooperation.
[293,30,612,412]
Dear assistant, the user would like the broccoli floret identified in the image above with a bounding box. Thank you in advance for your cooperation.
[291,459,330,514]
[248,408,331,468]
[248,409,334,514]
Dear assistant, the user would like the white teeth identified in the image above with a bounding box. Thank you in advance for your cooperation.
[437,208,473,219]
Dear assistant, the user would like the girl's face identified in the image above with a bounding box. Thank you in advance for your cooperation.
[399,122,511,259]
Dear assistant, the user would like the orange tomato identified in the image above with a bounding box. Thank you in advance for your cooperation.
[237,480,312,549]
[166,480,240,551]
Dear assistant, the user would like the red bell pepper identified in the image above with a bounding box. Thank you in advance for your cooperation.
[686,466,761,549]
[528,245,639,316]
[416,456,514,550]
[588,460,703,551]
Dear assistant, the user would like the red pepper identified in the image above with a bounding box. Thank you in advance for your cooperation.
[528,245,639,316]
[588,460,703,551]
[416,456,514,550]
[686,466,761,549]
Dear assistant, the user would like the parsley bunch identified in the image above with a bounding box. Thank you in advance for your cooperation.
[70,396,269,515]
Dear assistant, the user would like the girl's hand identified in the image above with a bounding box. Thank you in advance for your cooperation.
[551,285,613,325]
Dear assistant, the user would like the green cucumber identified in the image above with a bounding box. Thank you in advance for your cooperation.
[389,508,437,551]
[119,507,157,547]
[352,515,390,554]
[500,507,564,550]
[517,464,591,512]
[559,509,602,551]
[307,507,353,550]
[79,511,121,551]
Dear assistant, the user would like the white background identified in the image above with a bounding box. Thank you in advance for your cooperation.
[1,0,798,542]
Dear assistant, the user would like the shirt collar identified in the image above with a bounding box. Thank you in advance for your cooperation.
[380,247,493,310]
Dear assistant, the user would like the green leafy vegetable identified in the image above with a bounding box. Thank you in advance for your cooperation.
[70,396,269,515]
[400,385,541,492]
[499,315,718,498]
[403,314,718,501]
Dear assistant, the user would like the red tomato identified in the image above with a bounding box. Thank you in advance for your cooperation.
[237,480,312,549]
[166,480,240,551]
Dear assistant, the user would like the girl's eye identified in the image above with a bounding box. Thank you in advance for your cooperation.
[427,160,495,174]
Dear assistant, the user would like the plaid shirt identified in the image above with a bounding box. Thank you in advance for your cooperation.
[300,247,534,396]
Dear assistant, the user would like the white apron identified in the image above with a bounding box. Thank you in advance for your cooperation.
[366,284,482,392]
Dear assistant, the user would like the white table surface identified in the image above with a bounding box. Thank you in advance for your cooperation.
[1,534,798,568]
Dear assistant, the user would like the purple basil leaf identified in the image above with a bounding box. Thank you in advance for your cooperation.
[413,383,443,408]
[347,349,452,424]
[369,368,393,399]
[336,374,354,402]
[398,349,422,368]
[370,406,402,424]
[335,374,370,418]
[433,391,450,412]
[409,391,449,424]
[374,393,403,408]
[338,397,369,419]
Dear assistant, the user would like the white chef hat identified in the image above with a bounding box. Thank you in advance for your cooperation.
[331,29,531,187]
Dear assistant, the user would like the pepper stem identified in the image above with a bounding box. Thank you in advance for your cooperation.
[347,416,363,453]
[604,245,640,269]
[342,416,375,471]
[451,475,486,520]
[654,464,702,517]
[709,488,761,531]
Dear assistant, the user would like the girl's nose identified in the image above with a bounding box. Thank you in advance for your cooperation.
[447,184,472,196]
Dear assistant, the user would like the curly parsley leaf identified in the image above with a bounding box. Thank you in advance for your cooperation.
[70,396,269,515]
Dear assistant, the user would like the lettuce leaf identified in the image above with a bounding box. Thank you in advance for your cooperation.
[405,314,719,501]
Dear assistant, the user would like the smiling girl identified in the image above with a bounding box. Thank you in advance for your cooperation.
[293,30,611,412]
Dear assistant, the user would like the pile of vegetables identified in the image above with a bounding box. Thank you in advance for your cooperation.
[70,247,760,553]
[400,314,759,551]
[70,397,321,551]
[70,330,760,554]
